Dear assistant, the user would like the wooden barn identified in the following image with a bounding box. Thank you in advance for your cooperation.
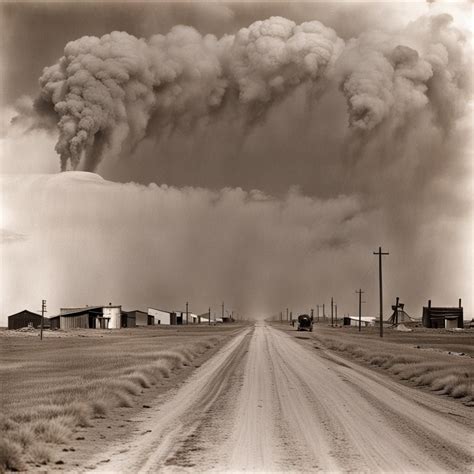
[8,310,42,330]
[422,299,464,329]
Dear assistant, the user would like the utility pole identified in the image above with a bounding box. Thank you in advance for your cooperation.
[186,301,189,325]
[356,289,364,332]
[323,303,325,321]
[335,304,338,326]
[311,308,314,322]
[40,299,46,341]
[331,298,334,327]
[316,305,319,322]
[208,307,211,326]
[286,308,289,321]
[373,246,389,337]
[222,301,224,321]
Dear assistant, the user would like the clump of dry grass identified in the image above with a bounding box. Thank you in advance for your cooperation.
[320,336,474,402]
[27,443,54,465]
[0,437,24,472]
[0,330,228,469]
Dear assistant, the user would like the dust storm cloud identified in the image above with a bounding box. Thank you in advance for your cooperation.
[1,2,472,321]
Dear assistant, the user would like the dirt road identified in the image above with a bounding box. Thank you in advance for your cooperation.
[90,323,473,472]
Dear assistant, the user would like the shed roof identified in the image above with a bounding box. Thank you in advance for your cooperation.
[59,307,103,317]
[8,309,41,319]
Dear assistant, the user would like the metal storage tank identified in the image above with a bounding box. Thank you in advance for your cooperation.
[103,305,122,329]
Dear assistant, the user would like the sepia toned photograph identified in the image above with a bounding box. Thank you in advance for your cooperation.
[0,0,472,472]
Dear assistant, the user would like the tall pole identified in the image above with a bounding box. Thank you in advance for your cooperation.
[208,307,211,326]
[373,246,389,337]
[331,297,334,327]
[280,311,282,322]
[356,289,364,332]
[40,299,46,341]
[323,303,325,321]
[316,305,319,322]
[222,301,224,321]
[286,308,289,321]
[335,304,338,326]
[186,301,189,325]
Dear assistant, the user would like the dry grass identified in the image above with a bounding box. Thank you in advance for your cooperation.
[0,325,238,471]
[319,335,474,402]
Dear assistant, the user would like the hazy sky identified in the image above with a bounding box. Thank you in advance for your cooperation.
[0,1,472,324]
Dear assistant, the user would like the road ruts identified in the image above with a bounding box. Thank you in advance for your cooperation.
[89,322,473,473]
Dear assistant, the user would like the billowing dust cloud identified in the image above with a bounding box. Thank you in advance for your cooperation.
[29,14,470,171]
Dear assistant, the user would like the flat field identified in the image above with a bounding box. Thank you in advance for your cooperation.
[276,321,474,404]
[0,324,245,472]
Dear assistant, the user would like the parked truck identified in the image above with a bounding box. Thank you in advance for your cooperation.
[297,314,313,332]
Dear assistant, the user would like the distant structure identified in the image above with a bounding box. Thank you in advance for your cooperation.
[343,316,375,327]
[8,310,42,330]
[148,307,177,325]
[124,310,150,326]
[387,298,417,326]
[422,299,463,329]
[54,304,123,329]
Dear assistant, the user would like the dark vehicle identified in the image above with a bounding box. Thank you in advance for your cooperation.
[297,314,313,332]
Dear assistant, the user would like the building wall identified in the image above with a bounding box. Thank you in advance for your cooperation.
[8,312,42,330]
[60,314,89,329]
[423,306,464,329]
[49,317,60,330]
[148,308,171,325]
[131,311,149,326]
[103,306,122,329]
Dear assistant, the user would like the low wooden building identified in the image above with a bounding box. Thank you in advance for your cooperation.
[125,310,149,326]
[422,299,464,329]
[8,310,42,330]
[121,311,136,328]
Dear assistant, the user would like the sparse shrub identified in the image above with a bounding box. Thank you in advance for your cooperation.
[27,442,54,465]
[8,426,34,449]
[451,383,473,400]
[113,378,142,396]
[0,437,24,472]
[321,334,473,404]
[30,418,72,444]
[91,399,108,416]
[114,390,133,408]
[128,373,152,388]
[0,415,18,433]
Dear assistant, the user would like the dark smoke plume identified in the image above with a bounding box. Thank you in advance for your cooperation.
[30,13,470,171]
